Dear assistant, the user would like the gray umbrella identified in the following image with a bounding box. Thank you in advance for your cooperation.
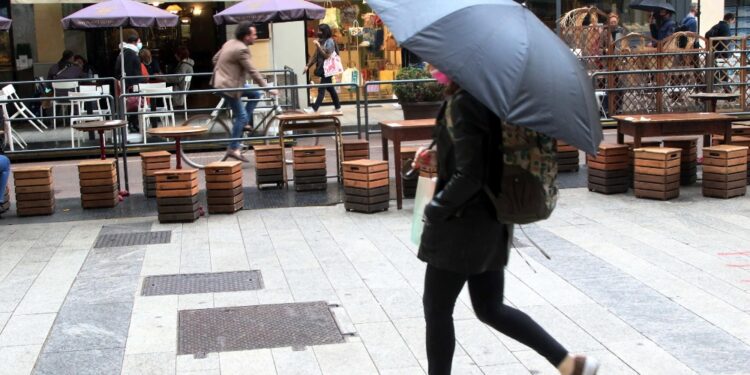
[367,0,602,154]
[629,0,676,13]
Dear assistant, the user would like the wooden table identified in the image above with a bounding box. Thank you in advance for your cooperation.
[72,120,127,160]
[380,119,437,209]
[148,126,208,169]
[688,93,739,112]
[612,113,736,148]
[276,112,343,184]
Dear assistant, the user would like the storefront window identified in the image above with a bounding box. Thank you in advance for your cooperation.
[726,0,750,35]
[307,1,402,103]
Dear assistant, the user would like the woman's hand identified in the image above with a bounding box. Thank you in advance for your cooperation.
[412,146,437,170]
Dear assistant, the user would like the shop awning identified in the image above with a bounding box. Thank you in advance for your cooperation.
[11,0,219,4]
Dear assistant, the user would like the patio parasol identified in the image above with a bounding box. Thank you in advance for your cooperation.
[62,0,178,87]
[213,0,325,69]
[0,16,11,31]
[628,0,676,13]
[61,0,178,193]
[367,0,601,154]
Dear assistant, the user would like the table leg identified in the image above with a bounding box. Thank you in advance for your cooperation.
[175,137,182,170]
[279,121,288,189]
[98,130,106,160]
[633,126,642,148]
[617,128,624,144]
[703,134,711,147]
[725,123,733,145]
[394,139,403,210]
[334,119,342,183]
[121,126,130,195]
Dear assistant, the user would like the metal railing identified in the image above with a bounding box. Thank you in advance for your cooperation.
[362,78,438,140]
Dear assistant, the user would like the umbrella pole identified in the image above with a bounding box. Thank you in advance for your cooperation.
[271,22,276,70]
[118,25,130,194]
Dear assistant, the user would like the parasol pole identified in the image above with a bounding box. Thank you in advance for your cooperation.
[118,25,130,194]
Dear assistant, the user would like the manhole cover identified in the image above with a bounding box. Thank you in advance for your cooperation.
[94,231,171,248]
[141,270,263,296]
[177,301,345,355]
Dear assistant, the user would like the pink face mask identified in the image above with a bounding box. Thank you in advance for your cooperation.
[430,69,452,85]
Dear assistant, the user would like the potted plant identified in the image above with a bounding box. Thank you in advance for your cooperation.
[393,66,444,120]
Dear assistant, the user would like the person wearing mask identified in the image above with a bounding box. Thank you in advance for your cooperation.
[707,13,736,92]
[115,30,145,133]
[413,67,599,375]
[211,22,277,162]
[164,46,195,108]
[46,50,85,80]
[650,9,676,43]
[304,23,342,114]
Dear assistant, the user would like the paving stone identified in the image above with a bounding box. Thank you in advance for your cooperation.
[43,302,132,353]
[0,313,56,347]
[355,322,420,370]
[220,349,276,375]
[313,342,379,375]
[121,352,176,375]
[272,346,322,375]
[78,247,145,278]
[66,275,139,305]
[33,348,124,375]
[0,345,42,375]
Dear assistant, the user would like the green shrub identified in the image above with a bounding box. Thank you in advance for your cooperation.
[393,66,444,103]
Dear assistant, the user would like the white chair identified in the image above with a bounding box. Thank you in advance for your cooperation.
[594,90,608,119]
[69,91,105,148]
[133,82,167,92]
[139,87,176,144]
[179,75,193,120]
[1,84,47,133]
[0,94,28,151]
[51,81,79,129]
[97,84,113,116]
[78,85,110,117]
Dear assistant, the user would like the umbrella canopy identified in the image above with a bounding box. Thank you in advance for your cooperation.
[368,0,601,154]
[0,16,11,31]
[628,0,675,13]
[214,0,325,25]
[61,0,178,29]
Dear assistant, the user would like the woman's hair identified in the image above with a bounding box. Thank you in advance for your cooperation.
[139,48,152,64]
[318,23,333,39]
[175,46,190,61]
[73,55,86,64]
[57,50,74,69]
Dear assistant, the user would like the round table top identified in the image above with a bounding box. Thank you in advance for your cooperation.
[72,119,128,132]
[147,125,208,138]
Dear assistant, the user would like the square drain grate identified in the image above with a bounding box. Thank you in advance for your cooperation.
[177,301,345,355]
[141,270,263,296]
[94,231,171,248]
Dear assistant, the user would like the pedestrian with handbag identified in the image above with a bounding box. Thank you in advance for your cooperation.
[414,67,599,375]
[304,23,342,114]
[0,146,9,218]
[211,21,277,162]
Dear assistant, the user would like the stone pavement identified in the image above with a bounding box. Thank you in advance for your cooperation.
[1,185,750,374]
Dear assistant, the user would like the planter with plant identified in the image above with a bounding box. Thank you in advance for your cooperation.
[393,66,444,120]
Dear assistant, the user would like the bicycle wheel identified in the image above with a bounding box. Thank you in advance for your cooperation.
[179,114,232,169]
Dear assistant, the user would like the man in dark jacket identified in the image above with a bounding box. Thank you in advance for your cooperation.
[114,30,145,133]
[114,30,145,91]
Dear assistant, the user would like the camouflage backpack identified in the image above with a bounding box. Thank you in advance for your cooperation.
[483,122,559,224]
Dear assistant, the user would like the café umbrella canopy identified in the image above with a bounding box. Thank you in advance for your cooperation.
[366,0,602,154]
[61,0,178,83]
[628,0,676,13]
[213,0,325,69]
[0,16,11,31]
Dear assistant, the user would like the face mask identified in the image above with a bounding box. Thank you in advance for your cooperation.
[430,68,451,86]
[136,42,143,51]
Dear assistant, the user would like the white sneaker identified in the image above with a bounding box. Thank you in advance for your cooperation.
[303,107,315,114]
[333,108,343,114]
[572,355,599,375]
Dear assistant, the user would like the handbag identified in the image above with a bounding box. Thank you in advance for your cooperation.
[323,51,345,77]
[340,67,360,92]
[321,1,341,30]
[349,20,363,37]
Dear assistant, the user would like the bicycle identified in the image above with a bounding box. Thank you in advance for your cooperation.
[179,94,285,169]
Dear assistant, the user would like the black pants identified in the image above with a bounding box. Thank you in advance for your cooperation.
[312,75,341,111]
[423,264,568,375]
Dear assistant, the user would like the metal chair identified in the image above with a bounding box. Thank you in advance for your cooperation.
[1,84,47,134]
[51,81,79,129]
[0,94,28,151]
[139,87,176,144]
[69,91,105,147]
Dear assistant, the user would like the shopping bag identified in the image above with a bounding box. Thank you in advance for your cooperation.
[349,20,363,37]
[321,1,341,30]
[323,51,344,77]
[411,175,437,246]
[341,67,360,92]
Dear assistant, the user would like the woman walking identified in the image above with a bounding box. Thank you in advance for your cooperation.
[304,23,342,114]
[416,68,599,375]
[0,150,10,217]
